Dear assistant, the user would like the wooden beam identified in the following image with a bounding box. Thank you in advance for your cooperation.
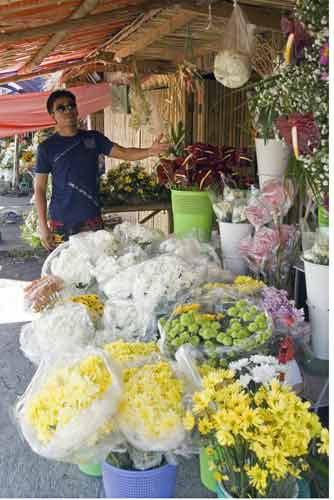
[114,7,198,61]
[0,57,176,85]
[19,0,100,74]
[0,1,190,44]
[179,1,283,31]
[86,8,163,59]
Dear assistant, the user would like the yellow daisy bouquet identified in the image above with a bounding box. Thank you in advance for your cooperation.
[15,348,123,463]
[184,370,328,498]
[116,360,186,452]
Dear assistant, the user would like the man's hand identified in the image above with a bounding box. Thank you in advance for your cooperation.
[39,226,56,252]
[149,134,170,157]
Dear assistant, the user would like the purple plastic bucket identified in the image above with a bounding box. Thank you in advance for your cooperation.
[102,462,177,498]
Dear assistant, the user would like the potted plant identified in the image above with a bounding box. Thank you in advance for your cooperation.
[100,162,169,206]
[184,363,328,498]
[157,143,253,241]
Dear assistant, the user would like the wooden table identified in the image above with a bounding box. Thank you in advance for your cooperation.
[102,201,173,233]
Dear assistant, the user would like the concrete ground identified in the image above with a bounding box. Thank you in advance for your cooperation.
[0,194,215,499]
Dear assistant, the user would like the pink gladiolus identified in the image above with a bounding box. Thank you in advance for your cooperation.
[245,203,271,228]
[261,179,286,211]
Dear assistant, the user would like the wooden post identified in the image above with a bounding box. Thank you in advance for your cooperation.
[12,134,20,190]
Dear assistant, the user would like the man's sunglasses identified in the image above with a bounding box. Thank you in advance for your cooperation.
[54,103,77,113]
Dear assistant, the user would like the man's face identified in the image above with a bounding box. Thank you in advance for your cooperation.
[51,96,78,127]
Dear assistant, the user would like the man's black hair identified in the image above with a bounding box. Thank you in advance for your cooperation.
[46,90,76,114]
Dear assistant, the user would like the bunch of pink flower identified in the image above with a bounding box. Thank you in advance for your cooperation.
[239,180,300,289]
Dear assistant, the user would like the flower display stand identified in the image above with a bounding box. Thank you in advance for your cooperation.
[218,222,251,275]
[78,463,102,477]
[255,139,290,189]
[171,190,213,241]
[303,260,329,360]
[102,461,177,498]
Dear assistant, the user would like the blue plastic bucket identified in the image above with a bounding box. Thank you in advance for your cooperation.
[102,461,177,498]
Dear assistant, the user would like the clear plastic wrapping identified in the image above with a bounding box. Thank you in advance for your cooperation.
[14,348,123,463]
[113,221,164,248]
[211,186,250,223]
[214,4,255,88]
[24,275,65,312]
[20,302,96,365]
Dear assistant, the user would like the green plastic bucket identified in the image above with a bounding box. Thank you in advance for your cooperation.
[199,448,217,493]
[171,189,213,241]
[78,463,102,477]
[318,206,329,227]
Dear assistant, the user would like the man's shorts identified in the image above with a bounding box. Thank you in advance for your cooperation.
[48,215,104,244]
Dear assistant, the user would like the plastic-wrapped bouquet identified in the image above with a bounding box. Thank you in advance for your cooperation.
[302,226,329,265]
[184,368,328,498]
[261,286,304,332]
[239,180,300,289]
[159,298,272,366]
[20,302,96,365]
[117,360,186,451]
[15,348,123,463]
[113,221,164,247]
[211,187,250,223]
[229,355,287,388]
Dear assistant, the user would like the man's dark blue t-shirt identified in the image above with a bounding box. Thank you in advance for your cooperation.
[35,130,113,228]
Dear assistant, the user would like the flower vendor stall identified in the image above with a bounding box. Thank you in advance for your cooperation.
[0,0,328,497]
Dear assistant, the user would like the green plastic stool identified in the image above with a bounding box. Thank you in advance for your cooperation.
[78,463,102,477]
[171,190,213,241]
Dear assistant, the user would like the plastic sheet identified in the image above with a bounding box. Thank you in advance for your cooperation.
[20,302,96,365]
[113,221,164,248]
[24,275,65,312]
[116,359,186,452]
[211,186,249,223]
[15,348,123,463]
[214,4,255,88]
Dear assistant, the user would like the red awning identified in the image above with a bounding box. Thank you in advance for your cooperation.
[0,82,112,138]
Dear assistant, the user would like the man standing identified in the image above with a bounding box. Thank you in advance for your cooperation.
[35,89,169,251]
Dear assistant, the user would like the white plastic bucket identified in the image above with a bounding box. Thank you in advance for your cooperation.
[218,222,251,276]
[255,138,290,189]
[303,260,329,360]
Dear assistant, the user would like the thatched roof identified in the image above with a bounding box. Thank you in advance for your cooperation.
[0,0,296,85]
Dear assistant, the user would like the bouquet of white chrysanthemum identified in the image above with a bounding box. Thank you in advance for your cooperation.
[15,348,123,463]
[20,302,96,365]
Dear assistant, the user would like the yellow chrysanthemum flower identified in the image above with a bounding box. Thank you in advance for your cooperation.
[103,340,159,365]
[318,428,329,455]
[246,464,268,495]
[173,303,200,315]
[183,412,195,431]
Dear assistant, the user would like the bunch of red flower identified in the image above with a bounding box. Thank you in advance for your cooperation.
[157,143,254,191]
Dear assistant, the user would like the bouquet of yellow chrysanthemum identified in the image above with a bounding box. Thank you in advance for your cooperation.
[102,342,188,469]
[183,369,328,498]
[15,348,123,463]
